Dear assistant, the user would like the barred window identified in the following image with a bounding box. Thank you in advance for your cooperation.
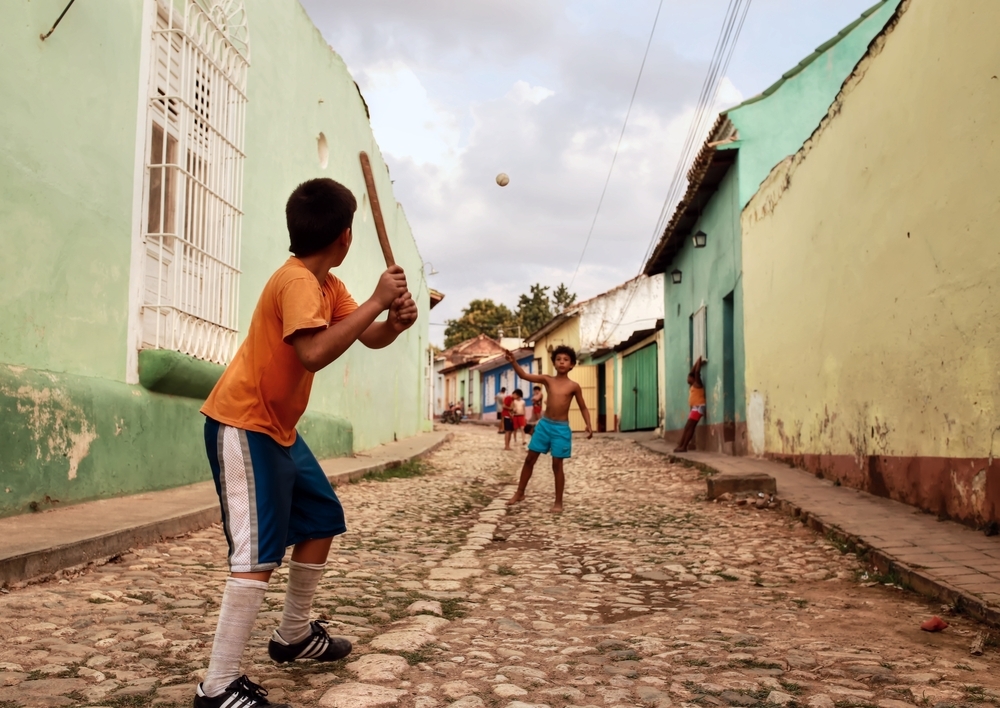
[140,0,249,365]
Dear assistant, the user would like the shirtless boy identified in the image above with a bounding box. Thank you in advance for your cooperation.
[531,385,543,421]
[503,345,592,513]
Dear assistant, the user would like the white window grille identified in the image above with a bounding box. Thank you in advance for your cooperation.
[692,305,708,364]
[500,369,515,394]
[139,0,249,365]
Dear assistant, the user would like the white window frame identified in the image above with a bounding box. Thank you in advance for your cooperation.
[692,304,707,364]
[126,0,249,380]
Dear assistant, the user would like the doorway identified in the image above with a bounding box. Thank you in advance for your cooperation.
[620,344,659,432]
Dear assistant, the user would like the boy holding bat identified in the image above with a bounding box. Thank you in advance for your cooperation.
[194,178,416,707]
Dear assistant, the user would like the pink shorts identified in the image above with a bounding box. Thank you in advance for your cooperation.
[689,406,706,422]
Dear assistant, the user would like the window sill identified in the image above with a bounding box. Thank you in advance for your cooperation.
[138,349,225,400]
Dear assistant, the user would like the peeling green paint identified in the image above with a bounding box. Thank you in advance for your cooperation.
[0,364,350,519]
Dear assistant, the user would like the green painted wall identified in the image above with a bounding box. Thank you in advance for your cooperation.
[238,0,430,451]
[0,0,141,380]
[726,0,901,208]
[0,364,349,518]
[0,0,428,517]
[662,161,744,433]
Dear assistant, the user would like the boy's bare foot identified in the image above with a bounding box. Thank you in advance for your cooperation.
[672,447,684,453]
[504,446,511,450]
[506,493,524,506]
[550,503,563,513]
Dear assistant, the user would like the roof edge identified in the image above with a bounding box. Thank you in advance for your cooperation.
[642,115,737,275]
[723,0,891,116]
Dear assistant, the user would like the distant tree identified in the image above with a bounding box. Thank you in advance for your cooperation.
[443,299,516,348]
[446,282,578,346]
[516,284,554,336]
[552,283,576,313]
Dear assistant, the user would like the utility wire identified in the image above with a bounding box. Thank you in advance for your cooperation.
[596,0,753,347]
[640,0,752,269]
[567,0,665,291]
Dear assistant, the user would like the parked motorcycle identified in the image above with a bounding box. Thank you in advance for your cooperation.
[441,409,462,424]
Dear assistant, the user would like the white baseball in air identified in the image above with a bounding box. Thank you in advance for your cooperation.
[496,173,510,187]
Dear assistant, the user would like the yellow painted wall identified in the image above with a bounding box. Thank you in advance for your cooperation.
[532,317,582,376]
[567,365,597,432]
[530,317,596,430]
[742,1,1000,463]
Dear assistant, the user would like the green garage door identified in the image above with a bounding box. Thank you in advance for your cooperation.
[620,343,659,432]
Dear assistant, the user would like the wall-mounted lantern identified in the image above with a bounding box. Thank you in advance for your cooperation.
[671,269,682,284]
[692,230,707,248]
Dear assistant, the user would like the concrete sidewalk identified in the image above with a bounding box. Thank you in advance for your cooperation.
[633,435,1000,628]
[0,430,451,588]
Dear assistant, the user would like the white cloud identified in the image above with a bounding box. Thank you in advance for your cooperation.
[506,80,556,105]
[300,0,878,345]
[360,62,460,168]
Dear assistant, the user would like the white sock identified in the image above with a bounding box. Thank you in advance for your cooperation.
[201,577,268,697]
[276,560,326,643]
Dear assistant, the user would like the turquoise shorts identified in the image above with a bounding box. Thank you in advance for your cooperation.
[528,417,572,459]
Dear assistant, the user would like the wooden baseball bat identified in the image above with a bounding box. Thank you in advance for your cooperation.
[359,151,395,268]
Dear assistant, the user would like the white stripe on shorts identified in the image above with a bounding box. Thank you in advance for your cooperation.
[219,425,257,572]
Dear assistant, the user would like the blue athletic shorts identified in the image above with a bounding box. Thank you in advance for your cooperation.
[204,418,347,573]
[527,417,572,459]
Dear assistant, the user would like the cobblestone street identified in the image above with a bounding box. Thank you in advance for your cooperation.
[1,426,999,708]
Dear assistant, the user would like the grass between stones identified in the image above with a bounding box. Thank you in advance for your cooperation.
[398,647,436,665]
[727,658,785,670]
[962,685,999,704]
[356,460,429,484]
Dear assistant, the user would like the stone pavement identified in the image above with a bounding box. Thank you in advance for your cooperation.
[0,430,451,588]
[0,426,998,708]
[631,436,1000,628]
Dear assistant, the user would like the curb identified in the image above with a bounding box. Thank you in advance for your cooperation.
[326,432,453,487]
[0,432,453,589]
[640,443,1000,631]
[776,499,1000,629]
[0,506,222,590]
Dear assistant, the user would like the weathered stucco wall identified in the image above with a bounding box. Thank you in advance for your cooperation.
[742,0,1000,525]
[0,364,350,517]
[0,0,428,517]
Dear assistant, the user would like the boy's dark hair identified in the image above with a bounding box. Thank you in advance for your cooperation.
[533,385,541,391]
[499,387,506,392]
[286,178,357,257]
[513,389,523,397]
[551,345,577,366]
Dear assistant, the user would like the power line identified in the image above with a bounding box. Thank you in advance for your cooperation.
[597,0,753,347]
[639,0,752,270]
[567,0,665,291]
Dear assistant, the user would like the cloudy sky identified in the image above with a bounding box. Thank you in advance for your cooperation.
[299,0,879,345]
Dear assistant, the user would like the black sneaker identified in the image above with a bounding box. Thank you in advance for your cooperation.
[193,675,289,707]
[268,620,353,663]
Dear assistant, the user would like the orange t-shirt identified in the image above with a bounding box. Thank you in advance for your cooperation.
[201,257,358,446]
[689,385,706,408]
